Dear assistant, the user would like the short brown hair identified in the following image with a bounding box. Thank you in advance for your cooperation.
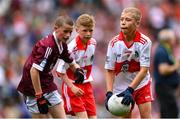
[54,15,74,27]
[76,14,95,28]
[122,7,142,21]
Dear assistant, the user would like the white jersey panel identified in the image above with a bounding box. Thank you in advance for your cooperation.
[56,59,67,73]
[105,32,152,92]
[68,38,96,68]
[139,34,152,67]
[56,37,96,83]
[105,35,119,70]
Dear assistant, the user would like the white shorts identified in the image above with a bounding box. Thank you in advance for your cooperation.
[24,90,63,113]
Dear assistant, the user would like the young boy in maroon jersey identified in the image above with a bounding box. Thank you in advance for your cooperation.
[17,15,84,118]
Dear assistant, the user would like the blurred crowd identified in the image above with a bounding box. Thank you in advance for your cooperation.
[0,0,180,118]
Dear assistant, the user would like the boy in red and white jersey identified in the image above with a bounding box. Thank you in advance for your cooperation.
[56,14,97,119]
[105,7,153,118]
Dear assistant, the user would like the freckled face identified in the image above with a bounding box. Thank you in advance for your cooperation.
[76,25,94,42]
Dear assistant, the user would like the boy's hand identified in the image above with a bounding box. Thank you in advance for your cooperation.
[36,94,51,114]
[74,68,85,84]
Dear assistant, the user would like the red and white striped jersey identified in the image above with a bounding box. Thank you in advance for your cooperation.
[57,35,96,83]
[105,31,152,92]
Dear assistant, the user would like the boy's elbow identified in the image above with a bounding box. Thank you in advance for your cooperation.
[30,67,38,74]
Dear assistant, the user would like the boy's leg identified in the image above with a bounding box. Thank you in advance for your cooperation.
[88,116,97,119]
[75,111,88,119]
[31,113,49,118]
[25,90,64,118]
[49,102,66,118]
[138,102,151,118]
[133,82,153,118]
[63,84,88,118]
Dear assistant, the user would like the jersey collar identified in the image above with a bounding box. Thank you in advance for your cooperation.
[53,32,63,54]
[76,35,88,50]
[118,31,141,48]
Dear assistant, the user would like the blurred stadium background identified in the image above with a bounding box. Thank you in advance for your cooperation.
[0,0,180,118]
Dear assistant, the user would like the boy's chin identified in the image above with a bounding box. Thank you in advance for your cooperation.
[85,36,91,40]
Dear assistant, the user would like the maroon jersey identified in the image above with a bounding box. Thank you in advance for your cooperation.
[17,33,73,96]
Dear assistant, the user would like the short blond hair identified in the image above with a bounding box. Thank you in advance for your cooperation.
[122,7,142,21]
[158,29,175,41]
[76,14,95,28]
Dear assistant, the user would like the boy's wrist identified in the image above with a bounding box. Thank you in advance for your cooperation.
[35,92,43,98]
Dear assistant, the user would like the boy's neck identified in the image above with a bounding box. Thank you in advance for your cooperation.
[124,32,136,42]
